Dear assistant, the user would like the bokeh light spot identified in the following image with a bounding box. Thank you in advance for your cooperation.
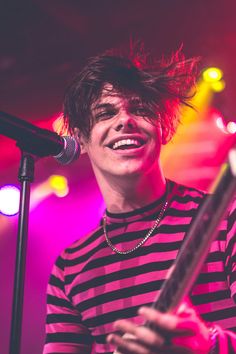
[215,116,229,134]
[52,113,69,135]
[48,175,69,197]
[202,67,223,82]
[0,185,20,216]
[227,121,236,134]
[210,79,225,92]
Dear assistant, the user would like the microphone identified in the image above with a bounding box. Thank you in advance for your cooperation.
[0,111,80,165]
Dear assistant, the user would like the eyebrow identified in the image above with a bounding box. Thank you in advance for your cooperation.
[94,103,116,110]
[94,97,143,110]
[93,103,119,111]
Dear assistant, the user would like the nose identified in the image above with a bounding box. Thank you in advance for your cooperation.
[114,111,137,132]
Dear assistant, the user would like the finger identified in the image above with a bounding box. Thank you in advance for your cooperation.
[139,307,177,331]
[107,326,192,354]
[107,332,156,354]
[108,333,191,354]
[113,319,165,348]
[138,307,194,336]
[177,301,196,317]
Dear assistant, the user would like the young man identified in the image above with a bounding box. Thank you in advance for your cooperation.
[43,51,236,353]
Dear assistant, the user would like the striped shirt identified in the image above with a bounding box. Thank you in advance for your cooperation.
[43,180,236,353]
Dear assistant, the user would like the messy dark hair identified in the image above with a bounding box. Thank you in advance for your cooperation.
[63,48,199,142]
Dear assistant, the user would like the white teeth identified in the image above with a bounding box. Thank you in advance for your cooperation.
[112,139,141,150]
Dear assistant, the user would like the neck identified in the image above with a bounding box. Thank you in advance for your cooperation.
[96,168,166,214]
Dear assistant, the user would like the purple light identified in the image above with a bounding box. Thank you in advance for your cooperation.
[0,185,20,216]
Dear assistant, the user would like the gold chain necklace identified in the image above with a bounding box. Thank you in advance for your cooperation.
[103,198,169,255]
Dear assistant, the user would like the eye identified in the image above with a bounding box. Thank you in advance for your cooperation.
[95,109,117,121]
[131,106,154,118]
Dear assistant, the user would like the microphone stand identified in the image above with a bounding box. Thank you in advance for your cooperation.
[9,151,35,354]
[0,110,79,354]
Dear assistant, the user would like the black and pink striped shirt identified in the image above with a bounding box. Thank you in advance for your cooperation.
[43,181,236,353]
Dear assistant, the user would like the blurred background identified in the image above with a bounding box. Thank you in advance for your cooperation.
[0,1,236,353]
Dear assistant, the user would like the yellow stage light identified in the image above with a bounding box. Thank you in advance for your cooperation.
[49,175,67,189]
[30,175,69,209]
[52,113,69,135]
[202,67,223,83]
[48,175,69,197]
[210,79,225,92]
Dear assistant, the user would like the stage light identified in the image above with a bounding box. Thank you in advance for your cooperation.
[0,185,20,216]
[226,121,236,134]
[52,113,69,135]
[215,115,228,134]
[210,79,225,93]
[215,115,235,135]
[215,116,225,130]
[48,175,69,197]
[202,67,223,83]
[29,175,69,210]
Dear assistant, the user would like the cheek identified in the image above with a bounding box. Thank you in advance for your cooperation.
[90,123,110,145]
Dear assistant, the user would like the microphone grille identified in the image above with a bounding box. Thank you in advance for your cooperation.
[54,136,80,165]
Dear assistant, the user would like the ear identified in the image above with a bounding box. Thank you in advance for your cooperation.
[156,115,168,145]
[161,129,168,145]
[157,124,168,145]
[73,128,88,155]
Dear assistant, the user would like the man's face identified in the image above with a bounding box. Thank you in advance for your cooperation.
[79,86,164,182]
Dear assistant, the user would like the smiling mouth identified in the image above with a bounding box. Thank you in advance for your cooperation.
[109,139,145,150]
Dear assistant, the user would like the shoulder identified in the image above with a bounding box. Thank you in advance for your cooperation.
[61,224,104,261]
[52,224,109,293]
[164,180,207,220]
[50,225,105,283]
[169,180,207,206]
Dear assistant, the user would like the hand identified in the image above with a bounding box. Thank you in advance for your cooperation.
[107,302,212,354]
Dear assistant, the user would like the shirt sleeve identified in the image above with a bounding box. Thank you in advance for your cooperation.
[215,199,236,353]
[42,253,93,354]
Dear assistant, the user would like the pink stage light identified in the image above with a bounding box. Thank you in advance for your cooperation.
[0,185,20,216]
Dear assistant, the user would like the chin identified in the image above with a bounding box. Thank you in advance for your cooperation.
[113,165,148,177]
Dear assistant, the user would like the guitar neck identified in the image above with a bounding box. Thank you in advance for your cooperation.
[149,149,236,318]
